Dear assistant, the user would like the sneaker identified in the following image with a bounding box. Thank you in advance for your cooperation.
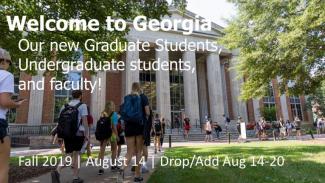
[134,177,143,182]
[72,178,84,183]
[98,169,104,175]
[141,166,149,173]
[51,170,60,183]
[111,166,121,172]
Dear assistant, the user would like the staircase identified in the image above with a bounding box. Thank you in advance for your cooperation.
[164,121,241,142]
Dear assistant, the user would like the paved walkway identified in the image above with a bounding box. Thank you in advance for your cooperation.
[21,146,162,183]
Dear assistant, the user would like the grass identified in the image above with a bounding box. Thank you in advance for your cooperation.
[148,141,325,183]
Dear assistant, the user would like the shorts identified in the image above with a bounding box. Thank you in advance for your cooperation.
[125,121,144,137]
[117,135,125,145]
[296,128,301,131]
[206,131,212,135]
[64,136,85,154]
[0,119,8,143]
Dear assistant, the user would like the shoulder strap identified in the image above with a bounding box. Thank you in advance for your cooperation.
[75,102,83,109]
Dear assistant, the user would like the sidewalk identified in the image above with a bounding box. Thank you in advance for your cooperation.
[21,146,162,183]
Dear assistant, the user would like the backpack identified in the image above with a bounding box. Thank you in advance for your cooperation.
[154,119,162,132]
[95,113,113,141]
[57,103,83,139]
[121,95,143,124]
[226,117,231,123]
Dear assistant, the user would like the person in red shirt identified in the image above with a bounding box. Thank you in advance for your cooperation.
[183,117,191,140]
[86,107,93,157]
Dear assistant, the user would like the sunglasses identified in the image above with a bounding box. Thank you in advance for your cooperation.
[0,59,12,66]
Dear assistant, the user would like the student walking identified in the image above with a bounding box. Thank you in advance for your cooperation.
[117,113,125,158]
[183,117,191,140]
[294,116,302,140]
[286,120,292,138]
[0,49,26,183]
[160,118,166,147]
[153,114,162,153]
[121,82,150,183]
[52,90,89,183]
[223,114,231,132]
[86,107,94,158]
[204,119,212,142]
[213,122,222,140]
[95,101,119,175]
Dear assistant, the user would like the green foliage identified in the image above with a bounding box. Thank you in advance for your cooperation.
[260,106,277,122]
[306,80,325,114]
[0,0,170,75]
[221,0,325,100]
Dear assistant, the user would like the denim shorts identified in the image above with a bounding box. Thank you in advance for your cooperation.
[0,119,8,143]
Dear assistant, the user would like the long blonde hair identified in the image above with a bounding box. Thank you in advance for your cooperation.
[102,101,115,117]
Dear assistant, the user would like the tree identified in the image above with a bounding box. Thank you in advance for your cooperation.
[221,0,325,100]
[0,0,170,75]
[306,80,325,114]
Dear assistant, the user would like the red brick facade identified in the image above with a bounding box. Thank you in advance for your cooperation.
[15,72,31,123]
[106,71,123,110]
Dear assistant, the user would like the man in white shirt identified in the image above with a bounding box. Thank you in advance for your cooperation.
[0,48,26,183]
[52,90,89,183]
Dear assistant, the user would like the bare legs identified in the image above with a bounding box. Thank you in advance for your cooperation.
[124,135,144,178]
[0,136,10,183]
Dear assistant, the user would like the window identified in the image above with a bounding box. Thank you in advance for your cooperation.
[54,50,83,122]
[170,63,184,125]
[139,60,157,111]
[54,72,82,122]
[263,84,276,108]
[6,75,19,123]
[290,96,303,120]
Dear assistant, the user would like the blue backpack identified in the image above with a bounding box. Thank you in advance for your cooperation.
[121,95,143,125]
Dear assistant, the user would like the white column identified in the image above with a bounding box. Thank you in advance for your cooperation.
[206,52,225,123]
[27,73,44,125]
[183,51,200,125]
[280,95,289,121]
[253,99,261,121]
[91,71,106,122]
[123,49,139,96]
[197,60,209,123]
[229,52,248,122]
[156,49,171,122]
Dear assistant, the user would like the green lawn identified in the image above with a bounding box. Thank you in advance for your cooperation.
[148,141,325,183]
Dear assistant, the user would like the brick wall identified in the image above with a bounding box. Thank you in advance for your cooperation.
[41,73,55,123]
[15,72,31,124]
[106,71,123,110]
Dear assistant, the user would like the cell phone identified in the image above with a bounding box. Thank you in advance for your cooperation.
[15,98,25,102]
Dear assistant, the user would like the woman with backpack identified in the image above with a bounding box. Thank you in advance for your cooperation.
[121,82,150,183]
[153,114,162,153]
[96,101,119,175]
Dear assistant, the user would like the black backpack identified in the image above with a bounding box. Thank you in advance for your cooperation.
[95,113,113,141]
[57,103,82,139]
[154,119,162,132]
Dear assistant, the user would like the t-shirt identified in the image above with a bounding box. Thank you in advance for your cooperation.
[0,70,14,120]
[111,112,118,127]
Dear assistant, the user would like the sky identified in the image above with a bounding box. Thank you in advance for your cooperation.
[167,0,237,27]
